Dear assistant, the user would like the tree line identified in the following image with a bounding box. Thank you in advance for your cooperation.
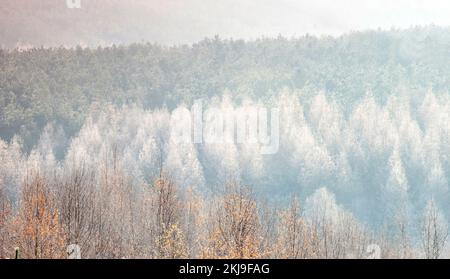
[0,144,448,259]
[2,26,450,149]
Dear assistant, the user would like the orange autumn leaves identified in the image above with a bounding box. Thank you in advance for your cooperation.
[201,182,260,259]
[14,174,66,258]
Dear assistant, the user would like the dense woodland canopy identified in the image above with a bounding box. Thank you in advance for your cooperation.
[1,27,450,258]
[1,27,450,149]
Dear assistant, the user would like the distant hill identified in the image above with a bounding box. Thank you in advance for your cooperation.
[0,0,168,48]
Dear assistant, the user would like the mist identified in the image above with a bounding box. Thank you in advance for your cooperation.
[2,1,450,259]
[3,0,450,48]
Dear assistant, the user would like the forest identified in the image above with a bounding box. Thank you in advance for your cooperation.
[1,27,450,258]
[2,26,450,149]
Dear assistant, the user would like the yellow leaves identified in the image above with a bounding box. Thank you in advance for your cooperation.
[201,181,261,259]
[12,174,67,259]
[274,198,321,259]
[158,223,187,259]
[151,175,188,259]
[1,170,376,259]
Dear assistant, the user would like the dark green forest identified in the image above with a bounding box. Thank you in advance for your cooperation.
[1,26,450,149]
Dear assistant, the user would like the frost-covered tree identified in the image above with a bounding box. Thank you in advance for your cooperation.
[420,199,448,259]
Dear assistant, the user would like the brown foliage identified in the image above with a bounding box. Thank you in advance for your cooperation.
[0,185,13,258]
[276,198,318,258]
[12,174,66,259]
[153,175,187,259]
[202,181,260,259]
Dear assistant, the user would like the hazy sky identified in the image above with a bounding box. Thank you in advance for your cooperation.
[3,0,450,47]
[151,0,450,43]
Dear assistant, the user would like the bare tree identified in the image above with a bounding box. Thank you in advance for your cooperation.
[181,187,203,258]
[0,183,12,258]
[152,174,187,258]
[390,211,414,258]
[276,198,316,258]
[93,146,137,258]
[258,200,278,258]
[421,199,448,259]
[58,161,96,258]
